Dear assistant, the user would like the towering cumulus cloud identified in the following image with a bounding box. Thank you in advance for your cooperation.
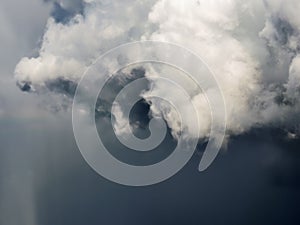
[14,0,300,140]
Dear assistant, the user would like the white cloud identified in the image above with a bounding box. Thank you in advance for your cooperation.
[14,0,300,140]
[15,0,156,88]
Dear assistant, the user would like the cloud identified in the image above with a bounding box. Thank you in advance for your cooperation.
[44,0,84,24]
[14,0,300,141]
[142,0,300,138]
[15,0,156,92]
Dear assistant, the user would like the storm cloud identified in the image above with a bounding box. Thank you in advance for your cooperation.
[14,0,300,142]
[1,1,300,225]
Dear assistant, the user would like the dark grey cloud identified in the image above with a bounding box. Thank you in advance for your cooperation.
[272,17,296,47]
[45,77,78,97]
[44,0,84,24]
[96,67,148,119]
[2,117,299,225]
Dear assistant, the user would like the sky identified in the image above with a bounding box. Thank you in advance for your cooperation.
[0,0,300,225]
